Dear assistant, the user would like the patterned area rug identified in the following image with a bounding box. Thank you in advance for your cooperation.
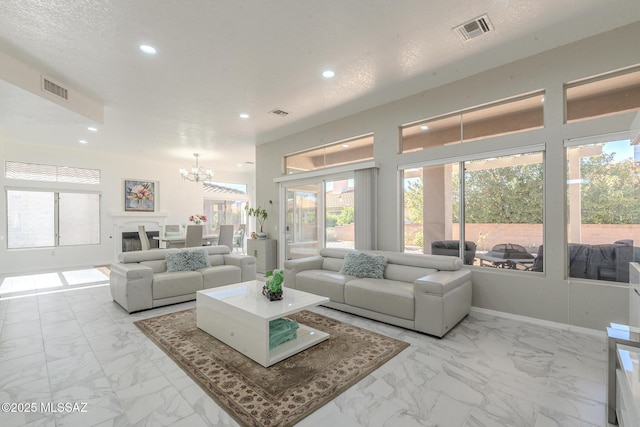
[135,309,409,426]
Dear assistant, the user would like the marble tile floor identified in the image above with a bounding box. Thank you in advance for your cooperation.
[0,284,612,427]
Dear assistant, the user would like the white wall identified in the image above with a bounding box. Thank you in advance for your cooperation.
[256,21,640,330]
[0,141,254,275]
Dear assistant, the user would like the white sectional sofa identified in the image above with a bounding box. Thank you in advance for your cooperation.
[284,248,472,337]
[110,245,256,313]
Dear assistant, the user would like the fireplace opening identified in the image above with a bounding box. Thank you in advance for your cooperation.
[122,231,160,252]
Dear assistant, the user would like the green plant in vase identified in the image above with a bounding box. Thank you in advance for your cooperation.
[245,200,272,238]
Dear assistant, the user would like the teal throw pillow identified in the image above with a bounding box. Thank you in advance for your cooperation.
[166,249,211,272]
[339,252,387,279]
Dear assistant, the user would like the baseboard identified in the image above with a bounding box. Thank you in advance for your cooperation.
[470,306,605,338]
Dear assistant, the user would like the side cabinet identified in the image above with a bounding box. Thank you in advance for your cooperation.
[247,238,277,274]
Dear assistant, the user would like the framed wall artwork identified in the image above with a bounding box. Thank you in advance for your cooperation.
[124,179,156,212]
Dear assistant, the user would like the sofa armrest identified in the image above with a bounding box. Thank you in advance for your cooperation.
[284,256,324,289]
[110,262,153,280]
[414,269,471,296]
[414,269,472,337]
[223,254,256,281]
[284,256,324,273]
[109,263,154,313]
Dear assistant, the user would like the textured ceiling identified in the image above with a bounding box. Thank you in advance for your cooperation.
[0,0,639,171]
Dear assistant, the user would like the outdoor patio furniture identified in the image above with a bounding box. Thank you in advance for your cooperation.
[430,240,477,265]
[528,242,640,282]
[476,243,535,269]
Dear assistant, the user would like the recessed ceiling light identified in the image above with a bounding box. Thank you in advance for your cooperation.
[342,144,349,148]
[322,70,335,79]
[239,113,250,119]
[420,125,429,130]
[79,140,88,144]
[237,163,243,167]
[140,45,157,55]
[87,127,98,132]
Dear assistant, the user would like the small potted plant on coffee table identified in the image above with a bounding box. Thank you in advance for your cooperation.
[263,269,283,301]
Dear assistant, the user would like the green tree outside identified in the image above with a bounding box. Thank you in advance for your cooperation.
[403,152,637,226]
[336,206,354,226]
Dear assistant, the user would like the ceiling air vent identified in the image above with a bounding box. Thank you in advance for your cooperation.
[269,108,290,117]
[41,76,69,100]
[454,14,493,42]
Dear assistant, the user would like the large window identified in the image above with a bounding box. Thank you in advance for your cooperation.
[5,161,101,184]
[285,134,373,175]
[565,132,640,282]
[403,150,544,272]
[565,66,640,123]
[403,163,459,255]
[7,190,100,248]
[401,92,544,153]
[203,181,248,233]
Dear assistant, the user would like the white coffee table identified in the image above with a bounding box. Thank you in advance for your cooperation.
[196,281,330,367]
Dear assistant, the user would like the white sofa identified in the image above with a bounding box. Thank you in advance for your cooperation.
[110,245,256,313]
[284,248,472,337]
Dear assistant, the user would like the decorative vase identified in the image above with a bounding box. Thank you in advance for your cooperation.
[257,232,267,239]
[262,285,283,301]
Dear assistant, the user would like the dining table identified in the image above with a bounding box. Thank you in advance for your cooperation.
[153,234,219,248]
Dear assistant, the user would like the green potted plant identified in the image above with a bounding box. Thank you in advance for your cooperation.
[245,200,272,238]
[262,269,283,300]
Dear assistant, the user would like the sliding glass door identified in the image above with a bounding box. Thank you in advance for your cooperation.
[284,183,321,260]
[283,175,355,260]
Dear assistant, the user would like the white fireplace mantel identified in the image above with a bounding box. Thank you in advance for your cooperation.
[110,211,169,260]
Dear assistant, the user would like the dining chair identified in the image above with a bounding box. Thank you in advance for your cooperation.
[217,224,234,251]
[232,228,245,254]
[138,225,151,251]
[185,224,204,248]
[164,224,180,236]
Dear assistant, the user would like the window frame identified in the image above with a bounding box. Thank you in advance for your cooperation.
[563,130,640,282]
[284,134,374,175]
[564,64,640,123]
[6,188,101,249]
[400,91,545,153]
[400,144,546,273]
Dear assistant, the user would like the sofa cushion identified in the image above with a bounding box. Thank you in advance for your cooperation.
[384,264,437,283]
[340,252,387,279]
[208,254,225,267]
[152,271,203,299]
[296,270,351,303]
[322,257,344,272]
[374,251,463,271]
[140,259,168,274]
[344,278,415,321]
[166,249,211,272]
[202,245,231,255]
[119,248,178,263]
[200,265,241,289]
